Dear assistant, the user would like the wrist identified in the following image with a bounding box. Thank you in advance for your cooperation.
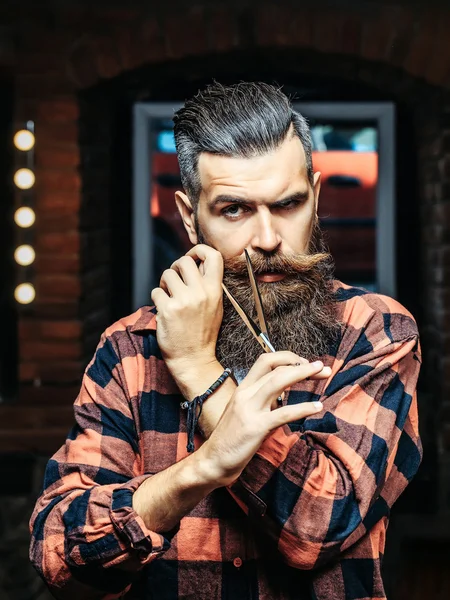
[185,445,224,491]
[192,442,229,488]
[168,358,225,400]
[166,353,219,374]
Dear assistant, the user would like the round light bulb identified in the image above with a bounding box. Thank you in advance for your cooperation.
[14,130,35,151]
[14,168,35,189]
[14,283,35,304]
[14,207,35,228]
[14,245,35,266]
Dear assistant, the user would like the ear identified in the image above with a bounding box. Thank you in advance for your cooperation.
[175,191,198,245]
[313,171,321,215]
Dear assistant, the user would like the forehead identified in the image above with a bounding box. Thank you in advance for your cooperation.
[198,134,310,200]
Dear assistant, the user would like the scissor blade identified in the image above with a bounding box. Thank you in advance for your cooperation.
[222,284,274,353]
[244,249,269,337]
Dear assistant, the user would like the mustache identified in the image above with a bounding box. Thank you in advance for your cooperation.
[223,250,332,277]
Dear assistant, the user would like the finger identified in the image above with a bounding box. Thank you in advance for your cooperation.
[159,269,187,297]
[170,256,203,287]
[268,365,332,409]
[311,366,332,379]
[241,356,332,400]
[185,244,224,281]
[268,400,324,429]
[239,352,310,390]
[246,361,326,408]
[151,287,170,310]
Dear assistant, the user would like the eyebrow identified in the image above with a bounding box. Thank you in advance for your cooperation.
[209,190,310,209]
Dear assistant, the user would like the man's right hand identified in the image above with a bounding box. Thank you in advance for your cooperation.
[133,351,330,533]
[198,351,330,487]
[151,244,224,377]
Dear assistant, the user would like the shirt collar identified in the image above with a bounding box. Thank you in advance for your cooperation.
[130,306,157,332]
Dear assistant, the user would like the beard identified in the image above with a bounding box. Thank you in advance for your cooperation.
[198,220,342,374]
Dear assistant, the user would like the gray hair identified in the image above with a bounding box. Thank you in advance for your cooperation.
[173,81,314,207]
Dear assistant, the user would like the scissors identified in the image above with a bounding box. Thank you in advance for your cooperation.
[221,249,276,354]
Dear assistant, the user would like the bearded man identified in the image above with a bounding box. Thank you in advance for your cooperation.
[30,82,422,600]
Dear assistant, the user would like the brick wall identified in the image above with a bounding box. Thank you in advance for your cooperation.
[0,1,449,598]
[417,101,450,514]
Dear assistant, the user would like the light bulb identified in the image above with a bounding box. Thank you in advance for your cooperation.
[14,245,35,266]
[14,130,35,151]
[14,168,35,189]
[14,283,35,304]
[14,207,35,228]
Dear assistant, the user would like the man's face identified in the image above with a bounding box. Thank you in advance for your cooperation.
[177,131,321,271]
[175,131,340,370]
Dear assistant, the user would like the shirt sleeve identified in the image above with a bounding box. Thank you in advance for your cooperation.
[29,331,175,599]
[227,307,422,570]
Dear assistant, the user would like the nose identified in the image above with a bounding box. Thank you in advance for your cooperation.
[250,209,282,254]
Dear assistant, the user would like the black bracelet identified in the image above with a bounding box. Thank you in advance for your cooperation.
[180,368,232,453]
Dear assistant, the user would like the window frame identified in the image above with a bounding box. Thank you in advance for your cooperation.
[132,102,395,309]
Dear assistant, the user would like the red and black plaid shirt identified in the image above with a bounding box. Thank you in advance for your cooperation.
[30,282,422,600]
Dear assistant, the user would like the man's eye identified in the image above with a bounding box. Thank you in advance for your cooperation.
[278,200,300,209]
[222,205,247,218]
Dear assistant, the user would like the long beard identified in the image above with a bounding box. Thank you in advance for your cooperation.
[206,222,342,373]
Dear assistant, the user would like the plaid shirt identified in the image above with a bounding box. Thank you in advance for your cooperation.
[30,281,422,600]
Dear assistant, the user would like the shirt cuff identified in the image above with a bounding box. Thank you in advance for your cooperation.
[110,475,179,565]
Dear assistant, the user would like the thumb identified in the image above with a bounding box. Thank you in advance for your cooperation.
[268,400,323,429]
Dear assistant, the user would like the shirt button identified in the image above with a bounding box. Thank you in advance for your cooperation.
[233,557,243,568]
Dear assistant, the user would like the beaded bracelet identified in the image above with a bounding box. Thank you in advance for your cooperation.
[180,368,232,453]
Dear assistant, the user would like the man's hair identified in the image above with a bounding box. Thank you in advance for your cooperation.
[173,81,314,207]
